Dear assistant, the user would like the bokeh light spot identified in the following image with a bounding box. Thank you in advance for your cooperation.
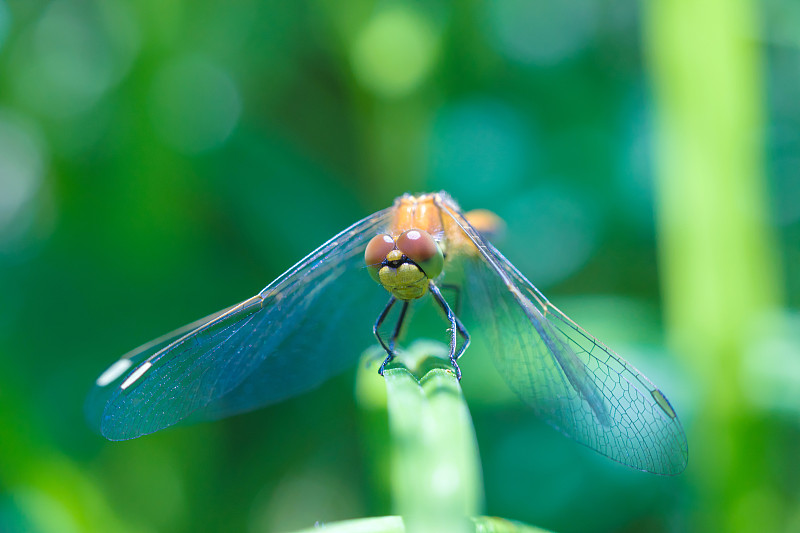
[430,462,461,498]
[12,0,139,117]
[350,6,438,98]
[427,98,533,207]
[503,186,598,287]
[617,93,656,229]
[743,311,800,414]
[485,0,597,66]
[0,1,9,52]
[0,112,45,243]
[249,468,362,533]
[5,487,79,533]
[773,159,800,225]
[149,58,242,153]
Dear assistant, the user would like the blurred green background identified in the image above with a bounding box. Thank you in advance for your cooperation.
[0,0,797,531]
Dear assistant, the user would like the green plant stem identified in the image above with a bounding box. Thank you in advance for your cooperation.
[289,515,553,533]
[340,343,553,533]
[384,364,482,533]
[645,0,780,530]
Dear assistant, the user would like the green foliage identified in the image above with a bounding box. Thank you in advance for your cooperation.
[646,0,784,530]
[288,516,551,533]
[289,344,549,533]
[0,0,796,531]
[383,366,481,532]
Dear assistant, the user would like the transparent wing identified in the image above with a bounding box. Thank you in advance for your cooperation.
[85,304,239,433]
[87,207,395,440]
[437,195,688,474]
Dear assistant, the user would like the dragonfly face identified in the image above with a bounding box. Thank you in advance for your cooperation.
[87,191,688,475]
[365,229,444,300]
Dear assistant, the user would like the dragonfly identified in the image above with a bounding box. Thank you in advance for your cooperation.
[87,191,688,475]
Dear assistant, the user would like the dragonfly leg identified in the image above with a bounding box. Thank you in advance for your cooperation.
[453,313,470,362]
[389,301,410,352]
[441,283,463,315]
[429,281,470,380]
[374,296,397,375]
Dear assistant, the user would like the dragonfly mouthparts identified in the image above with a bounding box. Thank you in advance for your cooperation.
[385,254,411,269]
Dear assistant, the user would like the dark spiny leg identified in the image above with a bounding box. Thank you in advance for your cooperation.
[429,281,470,380]
[374,296,397,375]
[441,283,463,315]
[389,301,410,352]
[452,313,470,362]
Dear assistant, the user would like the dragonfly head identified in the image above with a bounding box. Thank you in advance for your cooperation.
[365,229,444,300]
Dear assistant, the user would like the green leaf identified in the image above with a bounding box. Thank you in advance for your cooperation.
[383,341,483,533]
[345,342,557,533]
[290,515,405,533]
[287,515,554,533]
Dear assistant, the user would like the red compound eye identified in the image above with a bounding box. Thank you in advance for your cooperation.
[365,234,395,284]
[365,234,395,266]
[396,229,443,278]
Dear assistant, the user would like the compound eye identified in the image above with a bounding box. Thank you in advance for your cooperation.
[365,234,395,265]
[396,229,443,278]
[365,233,395,283]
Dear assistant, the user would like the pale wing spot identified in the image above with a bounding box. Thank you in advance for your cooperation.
[120,362,153,390]
[96,359,133,387]
[651,389,677,419]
